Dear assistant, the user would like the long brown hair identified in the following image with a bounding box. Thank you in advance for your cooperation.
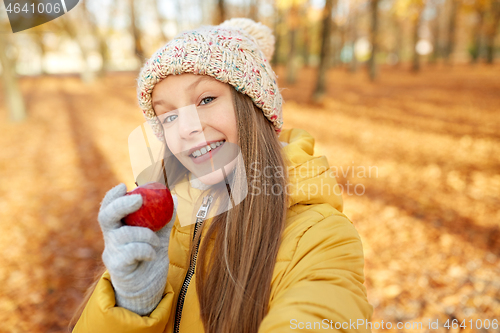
[69,87,290,333]
[195,89,289,333]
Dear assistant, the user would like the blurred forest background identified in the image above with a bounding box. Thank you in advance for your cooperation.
[0,0,499,332]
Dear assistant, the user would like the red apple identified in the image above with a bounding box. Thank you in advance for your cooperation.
[122,182,175,232]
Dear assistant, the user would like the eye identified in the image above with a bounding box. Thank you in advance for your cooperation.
[200,96,215,106]
[162,114,177,124]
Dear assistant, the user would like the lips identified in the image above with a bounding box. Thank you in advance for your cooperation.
[187,140,226,157]
[189,140,226,164]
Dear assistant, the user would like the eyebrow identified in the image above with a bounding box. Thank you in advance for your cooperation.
[153,75,215,112]
[188,75,214,90]
[152,99,173,112]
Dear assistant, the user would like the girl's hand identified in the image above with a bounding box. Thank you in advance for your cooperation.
[97,183,176,316]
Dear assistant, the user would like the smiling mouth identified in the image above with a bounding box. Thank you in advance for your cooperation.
[190,140,226,158]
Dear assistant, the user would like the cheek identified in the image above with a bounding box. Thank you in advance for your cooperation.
[213,105,237,140]
[228,112,238,141]
[164,133,181,155]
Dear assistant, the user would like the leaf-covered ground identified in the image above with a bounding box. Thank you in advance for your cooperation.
[0,64,498,332]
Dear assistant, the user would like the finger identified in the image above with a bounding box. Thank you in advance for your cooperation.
[108,226,160,247]
[171,194,178,217]
[156,221,174,242]
[156,195,177,240]
[98,194,142,231]
[167,194,178,225]
[100,183,127,210]
[119,242,157,266]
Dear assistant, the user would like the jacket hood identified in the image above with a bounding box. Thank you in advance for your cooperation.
[171,128,343,227]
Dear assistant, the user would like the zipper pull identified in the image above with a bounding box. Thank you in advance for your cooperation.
[196,195,213,219]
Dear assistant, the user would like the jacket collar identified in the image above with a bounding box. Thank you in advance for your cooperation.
[280,128,343,211]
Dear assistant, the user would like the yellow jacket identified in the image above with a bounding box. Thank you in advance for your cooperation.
[73,128,373,333]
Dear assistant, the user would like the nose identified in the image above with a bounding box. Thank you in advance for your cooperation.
[177,105,203,139]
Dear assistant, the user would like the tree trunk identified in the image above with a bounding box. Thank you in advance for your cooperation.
[34,31,47,74]
[445,0,458,63]
[312,0,335,102]
[337,25,346,67]
[0,34,27,122]
[249,0,258,21]
[349,8,358,72]
[368,0,379,81]
[129,0,145,63]
[395,18,403,66]
[60,16,95,83]
[97,33,109,75]
[301,16,311,66]
[471,9,485,63]
[286,28,298,83]
[214,0,226,25]
[431,5,441,63]
[412,9,424,72]
[330,27,340,68]
[83,1,110,76]
[286,4,299,84]
[485,0,500,63]
[271,7,282,66]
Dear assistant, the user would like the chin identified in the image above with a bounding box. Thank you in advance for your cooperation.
[194,159,238,186]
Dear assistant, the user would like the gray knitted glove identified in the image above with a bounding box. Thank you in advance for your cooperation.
[97,183,177,316]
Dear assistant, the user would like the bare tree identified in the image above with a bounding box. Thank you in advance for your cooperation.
[129,0,145,63]
[431,3,442,63]
[83,1,112,76]
[335,24,346,67]
[485,0,500,63]
[272,5,283,66]
[59,15,95,82]
[348,6,359,72]
[412,5,425,71]
[470,6,485,63]
[33,30,47,74]
[391,14,403,66]
[312,0,335,102]
[0,34,26,122]
[214,0,226,25]
[249,0,259,21]
[445,0,459,62]
[286,3,300,84]
[301,9,311,67]
[368,0,379,81]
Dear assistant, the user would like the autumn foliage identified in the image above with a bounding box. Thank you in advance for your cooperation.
[0,64,499,332]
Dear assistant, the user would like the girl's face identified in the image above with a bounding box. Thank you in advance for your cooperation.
[152,73,238,186]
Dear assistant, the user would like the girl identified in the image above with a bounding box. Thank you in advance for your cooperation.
[72,18,373,333]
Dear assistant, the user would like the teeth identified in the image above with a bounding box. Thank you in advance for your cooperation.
[191,140,225,158]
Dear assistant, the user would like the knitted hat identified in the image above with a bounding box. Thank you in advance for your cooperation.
[137,18,284,143]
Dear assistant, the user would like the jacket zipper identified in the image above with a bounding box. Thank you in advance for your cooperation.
[173,194,213,333]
